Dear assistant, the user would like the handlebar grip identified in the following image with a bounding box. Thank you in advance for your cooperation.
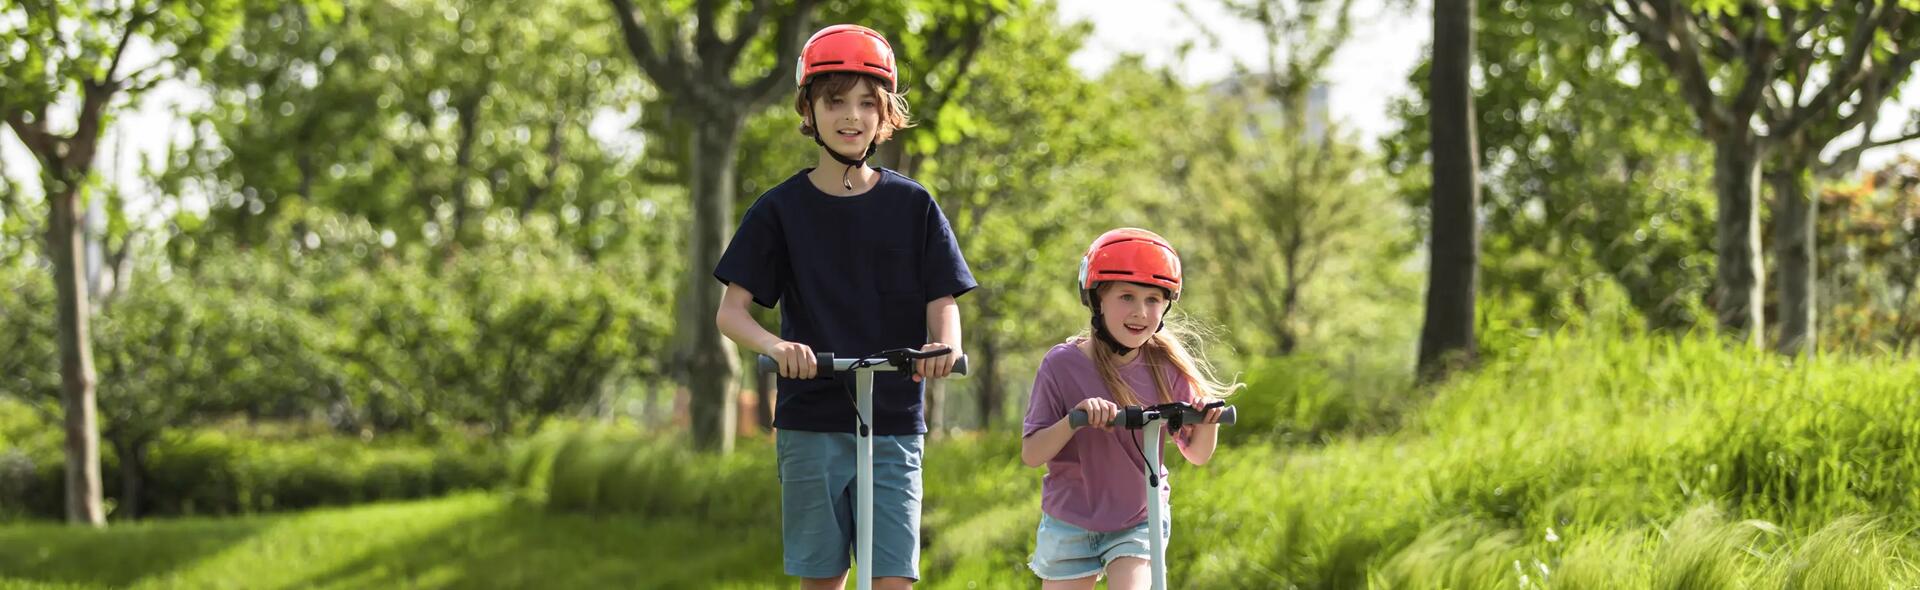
[951,355,968,376]
[1068,409,1090,428]
[756,353,836,379]
[1067,409,1120,428]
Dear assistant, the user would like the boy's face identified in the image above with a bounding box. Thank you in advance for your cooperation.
[809,78,882,160]
[1097,282,1169,349]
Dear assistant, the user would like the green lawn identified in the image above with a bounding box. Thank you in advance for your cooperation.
[0,493,783,589]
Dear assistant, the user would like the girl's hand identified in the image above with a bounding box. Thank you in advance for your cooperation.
[1072,397,1119,432]
[768,340,818,379]
[1194,399,1225,425]
[1180,399,1223,438]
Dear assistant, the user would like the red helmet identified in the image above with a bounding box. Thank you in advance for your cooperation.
[1077,228,1182,308]
[796,24,897,92]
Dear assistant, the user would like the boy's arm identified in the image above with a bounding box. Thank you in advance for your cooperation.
[716,283,816,379]
[914,295,962,382]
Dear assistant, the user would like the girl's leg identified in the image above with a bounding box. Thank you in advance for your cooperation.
[1040,575,1099,590]
[801,574,848,590]
[1103,557,1151,590]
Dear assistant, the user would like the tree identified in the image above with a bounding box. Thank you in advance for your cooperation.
[1418,0,1480,381]
[0,0,307,525]
[1184,0,1385,358]
[175,0,638,255]
[1208,0,1358,131]
[606,0,816,452]
[1759,4,1920,355]
[1604,0,1919,347]
[1387,0,1721,336]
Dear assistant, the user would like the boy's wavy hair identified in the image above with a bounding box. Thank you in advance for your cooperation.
[1078,283,1244,408]
[795,72,914,143]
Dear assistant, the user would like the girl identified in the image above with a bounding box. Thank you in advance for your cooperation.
[1019,228,1242,589]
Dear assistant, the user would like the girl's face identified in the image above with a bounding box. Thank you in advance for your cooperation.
[809,79,881,160]
[1098,282,1169,350]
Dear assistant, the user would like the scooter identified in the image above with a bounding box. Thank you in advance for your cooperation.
[757,347,967,590]
[1068,401,1236,590]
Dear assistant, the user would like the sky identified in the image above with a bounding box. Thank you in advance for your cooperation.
[4,0,1919,220]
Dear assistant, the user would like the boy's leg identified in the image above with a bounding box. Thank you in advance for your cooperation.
[778,431,859,581]
[871,434,925,584]
[801,575,849,590]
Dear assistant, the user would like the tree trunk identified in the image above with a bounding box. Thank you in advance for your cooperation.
[753,363,774,432]
[449,95,482,246]
[681,114,745,453]
[1417,0,1480,383]
[968,290,1002,429]
[1711,139,1766,347]
[113,436,147,520]
[49,181,104,526]
[975,331,1001,430]
[875,138,908,174]
[521,115,566,220]
[924,379,944,440]
[1770,168,1816,356]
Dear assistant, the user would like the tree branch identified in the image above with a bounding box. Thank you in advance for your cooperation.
[1612,0,1733,136]
[717,0,773,70]
[4,110,56,163]
[693,0,723,61]
[1775,2,1890,138]
[744,0,817,107]
[1730,14,1774,122]
[104,5,161,87]
[607,0,686,90]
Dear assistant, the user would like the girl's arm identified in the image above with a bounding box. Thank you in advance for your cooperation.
[1176,402,1226,465]
[1022,397,1119,467]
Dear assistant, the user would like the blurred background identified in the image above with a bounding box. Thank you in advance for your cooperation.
[6,0,1920,587]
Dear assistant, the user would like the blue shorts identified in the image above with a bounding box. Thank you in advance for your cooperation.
[776,430,923,580]
[1027,513,1170,581]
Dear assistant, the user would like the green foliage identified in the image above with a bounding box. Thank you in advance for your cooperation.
[169,0,642,251]
[1386,0,1718,334]
[0,400,502,521]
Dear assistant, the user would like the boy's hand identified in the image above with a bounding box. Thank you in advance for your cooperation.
[913,342,959,382]
[769,340,818,379]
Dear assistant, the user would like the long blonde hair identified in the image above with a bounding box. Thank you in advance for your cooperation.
[1081,286,1244,408]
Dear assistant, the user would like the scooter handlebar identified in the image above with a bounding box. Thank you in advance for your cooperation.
[756,351,968,379]
[1068,404,1236,429]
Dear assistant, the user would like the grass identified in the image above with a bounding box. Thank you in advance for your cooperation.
[0,493,783,589]
[11,331,1920,588]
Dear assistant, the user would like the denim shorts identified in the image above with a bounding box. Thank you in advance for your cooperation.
[776,430,924,580]
[1027,513,1171,581]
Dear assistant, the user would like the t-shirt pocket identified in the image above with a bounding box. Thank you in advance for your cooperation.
[873,247,923,301]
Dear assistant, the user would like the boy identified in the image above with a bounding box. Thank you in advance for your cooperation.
[713,23,976,590]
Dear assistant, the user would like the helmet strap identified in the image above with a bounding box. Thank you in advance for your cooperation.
[1091,312,1138,356]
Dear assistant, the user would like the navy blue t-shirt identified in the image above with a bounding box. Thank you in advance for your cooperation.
[714,168,977,435]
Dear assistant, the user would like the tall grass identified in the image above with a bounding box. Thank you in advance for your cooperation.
[506,331,1920,588]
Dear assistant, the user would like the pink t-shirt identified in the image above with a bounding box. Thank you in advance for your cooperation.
[1022,340,1196,532]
